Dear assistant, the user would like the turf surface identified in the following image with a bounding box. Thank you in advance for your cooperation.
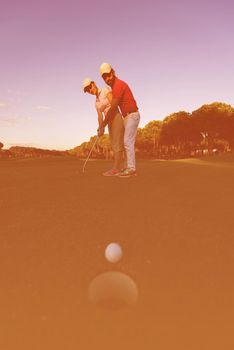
[0,156,234,349]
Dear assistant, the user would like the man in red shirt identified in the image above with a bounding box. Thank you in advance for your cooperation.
[99,63,140,177]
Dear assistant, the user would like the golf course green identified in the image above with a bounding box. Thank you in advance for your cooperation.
[0,155,234,349]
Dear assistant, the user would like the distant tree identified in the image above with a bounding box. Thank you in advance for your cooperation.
[191,102,234,151]
[160,111,194,157]
[143,120,162,156]
[0,142,3,150]
[97,134,112,159]
[8,146,66,157]
[135,128,148,157]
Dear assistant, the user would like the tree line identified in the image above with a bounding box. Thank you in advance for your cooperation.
[0,145,69,158]
[69,102,234,159]
[1,102,234,159]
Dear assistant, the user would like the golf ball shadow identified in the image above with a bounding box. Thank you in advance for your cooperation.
[88,271,139,310]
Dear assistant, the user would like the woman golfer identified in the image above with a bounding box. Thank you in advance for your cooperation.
[83,78,124,176]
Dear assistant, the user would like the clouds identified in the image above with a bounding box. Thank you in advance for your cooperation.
[0,116,18,125]
[0,93,52,128]
[0,100,18,125]
[0,112,32,125]
[36,105,51,111]
[0,101,10,109]
[6,88,28,96]
[0,100,29,125]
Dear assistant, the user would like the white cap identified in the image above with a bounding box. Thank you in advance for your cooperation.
[82,77,93,92]
[100,62,112,76]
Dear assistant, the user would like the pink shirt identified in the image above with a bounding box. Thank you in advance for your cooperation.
[111,77,138,117]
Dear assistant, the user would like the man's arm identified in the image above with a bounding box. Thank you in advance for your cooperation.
[102,97,119,128]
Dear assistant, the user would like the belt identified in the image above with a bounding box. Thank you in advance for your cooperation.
[125,110,138,117]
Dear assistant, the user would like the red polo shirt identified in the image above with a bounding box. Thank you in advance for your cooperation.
[112,77,138,117]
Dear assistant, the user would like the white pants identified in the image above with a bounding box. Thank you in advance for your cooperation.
[123,111,140,170]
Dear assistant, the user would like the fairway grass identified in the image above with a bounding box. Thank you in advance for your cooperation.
[0,156,234,350]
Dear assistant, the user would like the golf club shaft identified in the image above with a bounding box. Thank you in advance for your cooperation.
[82,136,98,173]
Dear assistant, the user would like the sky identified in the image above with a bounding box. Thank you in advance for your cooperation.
[1,0,234,150]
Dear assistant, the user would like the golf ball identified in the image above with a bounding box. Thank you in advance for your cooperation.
[105,243,123,263]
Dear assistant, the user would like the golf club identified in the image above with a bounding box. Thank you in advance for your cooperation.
[82,136,99,173]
